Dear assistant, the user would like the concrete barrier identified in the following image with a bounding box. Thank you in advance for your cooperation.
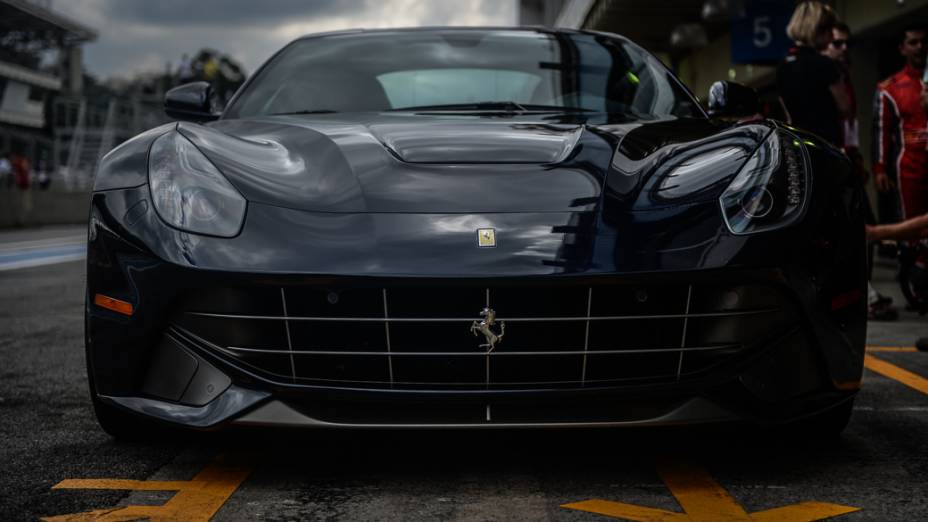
[0,186,90,228]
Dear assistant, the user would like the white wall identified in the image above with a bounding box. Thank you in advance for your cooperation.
[0,81,46,129]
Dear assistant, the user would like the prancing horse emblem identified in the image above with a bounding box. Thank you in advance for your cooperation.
[470,307,505,352]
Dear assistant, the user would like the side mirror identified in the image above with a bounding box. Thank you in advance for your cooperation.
[707,81,760,119]
[164,82,219,122]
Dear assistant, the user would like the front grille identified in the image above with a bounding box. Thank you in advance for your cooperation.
[172,280,796,390]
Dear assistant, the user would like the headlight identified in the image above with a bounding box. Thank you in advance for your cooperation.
[719,129,808,235]
[148,131,246,237]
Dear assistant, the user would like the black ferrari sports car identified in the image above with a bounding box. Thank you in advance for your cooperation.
[85,27,867,438]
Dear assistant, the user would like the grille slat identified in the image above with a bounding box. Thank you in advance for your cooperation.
[383,288,394,387]
[280,288,297,382]
[219,344,741,356]
[184,309,778,322]
[676,284,693,381]
[174,282,794,390]
[485,288,490,389]
[581,287,592,385]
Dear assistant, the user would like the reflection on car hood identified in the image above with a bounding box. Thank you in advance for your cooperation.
[367,117,583,164]
[177,113,764,214]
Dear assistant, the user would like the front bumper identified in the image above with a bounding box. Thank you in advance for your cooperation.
[94,313,856,429]
[86,186,867,429]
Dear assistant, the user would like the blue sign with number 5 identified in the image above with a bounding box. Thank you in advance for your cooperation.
[731,0,793,64]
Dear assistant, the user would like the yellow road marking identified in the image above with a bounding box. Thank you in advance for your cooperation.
[52,480,192,491]
[43,454,250,521]
[562,460,859,521]
[657,460,749,521]
[865,346,918,353]
[864,354,928,396]
[750,502,864,522]
[44,347,925,521]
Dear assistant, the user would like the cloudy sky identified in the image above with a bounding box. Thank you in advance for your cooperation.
[50,0,518,80]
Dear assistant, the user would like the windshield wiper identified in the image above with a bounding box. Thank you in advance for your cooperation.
[389,102,595,113]
[269,109,338,115]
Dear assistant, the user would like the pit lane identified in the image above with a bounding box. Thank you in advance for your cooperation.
[1,227,925,521]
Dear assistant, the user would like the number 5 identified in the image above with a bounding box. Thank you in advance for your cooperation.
[754,16,772,48]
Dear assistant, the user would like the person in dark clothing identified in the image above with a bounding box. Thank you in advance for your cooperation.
[10,150,32,227]
[823,23,864,175]
[821,22,898,320]
[777,1,851,147]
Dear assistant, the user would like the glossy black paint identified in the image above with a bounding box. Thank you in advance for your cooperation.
[102,386,268,429]
[707,81,761,118]
[163,82,219,122]
[93,123,175,191]
[86,27,867,431]
[177,114,609,213]
[94,115,778,276]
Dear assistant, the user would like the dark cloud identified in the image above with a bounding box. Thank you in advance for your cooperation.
[49,0,516,78]
[104,0,368,28]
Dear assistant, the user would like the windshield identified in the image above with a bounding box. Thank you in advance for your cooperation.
[224,29,702,119]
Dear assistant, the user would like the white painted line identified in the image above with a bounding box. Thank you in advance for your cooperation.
[853,406,928,412]
[0,236,86,253]
[0,252,85,272]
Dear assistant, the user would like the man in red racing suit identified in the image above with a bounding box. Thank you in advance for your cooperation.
[873,28,927,222]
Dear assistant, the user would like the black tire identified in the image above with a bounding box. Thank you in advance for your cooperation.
[789,400,854,440]
[85,292,164,441]
[90,393,162,441]
[898,244,928,314]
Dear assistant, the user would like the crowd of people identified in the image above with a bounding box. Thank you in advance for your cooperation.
[0,150,50,190]
[776,1,928,327]
[0,151,49,192]
[0,150,52,227]
[174,49,247,109]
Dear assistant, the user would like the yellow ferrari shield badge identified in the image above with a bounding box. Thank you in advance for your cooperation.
[477,228,496,248]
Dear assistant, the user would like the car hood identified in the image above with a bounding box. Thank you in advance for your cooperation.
[178,113,765,214]
[367,117,583,164]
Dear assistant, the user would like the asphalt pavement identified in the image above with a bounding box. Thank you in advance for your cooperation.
[0,225,926,521]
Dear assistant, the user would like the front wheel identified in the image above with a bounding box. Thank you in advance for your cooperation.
[788,400,854,440]
[90,393,161,441]
[898,243,928,314]
[86,290,164,441]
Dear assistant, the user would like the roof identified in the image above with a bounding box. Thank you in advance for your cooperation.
[582,0,709,54]
[0,0,97,44]
[0,59,62,90]
[293,26,604,42]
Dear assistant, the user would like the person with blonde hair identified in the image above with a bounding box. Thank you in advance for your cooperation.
[786,0,837,49]
[777,1,851,147]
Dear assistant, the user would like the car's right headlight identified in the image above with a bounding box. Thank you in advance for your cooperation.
[148,131,246,237]
[719,129,809,235]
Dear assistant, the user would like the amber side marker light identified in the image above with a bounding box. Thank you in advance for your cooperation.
[94,294,134,316]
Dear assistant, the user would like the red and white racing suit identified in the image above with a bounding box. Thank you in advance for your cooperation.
[873,64,928,221]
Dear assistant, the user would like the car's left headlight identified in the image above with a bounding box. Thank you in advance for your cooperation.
[719,129,809,235]
[148,131,246,237]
